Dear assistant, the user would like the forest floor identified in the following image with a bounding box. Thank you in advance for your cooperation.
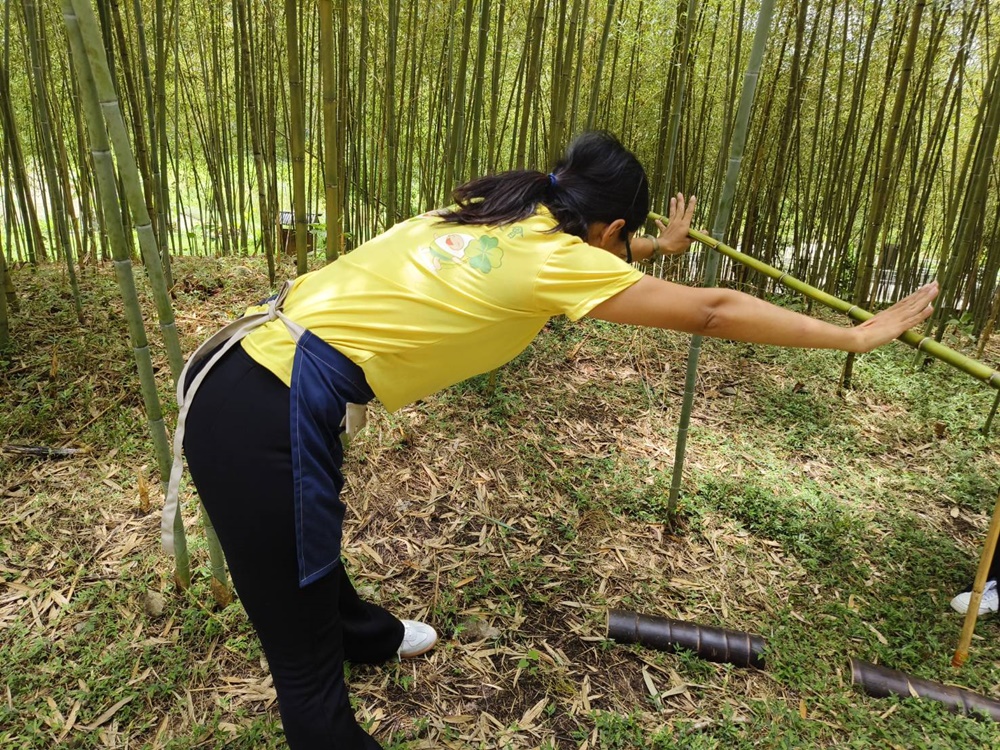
[3,254,1000,749]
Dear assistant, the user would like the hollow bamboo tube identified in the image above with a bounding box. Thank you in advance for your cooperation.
[952,488,1000,667]
[607,610,766,669]
[851,658,1000,722]
[649,215,1000,392]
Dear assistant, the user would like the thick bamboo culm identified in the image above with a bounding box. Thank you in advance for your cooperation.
[651,216,1000,391]
[851,658,1000,722]
[952,488,1000,668]
[607,610,766,669]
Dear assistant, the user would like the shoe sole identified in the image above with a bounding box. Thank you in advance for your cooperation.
[399,642,437,659]
[951,604,998,616]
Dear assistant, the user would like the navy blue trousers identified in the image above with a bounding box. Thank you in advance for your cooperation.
[184,344,403,749]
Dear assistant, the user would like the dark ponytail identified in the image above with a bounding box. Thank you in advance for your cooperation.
[438,131,649,240]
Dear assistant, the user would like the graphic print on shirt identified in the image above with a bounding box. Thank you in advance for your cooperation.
[418,232,474,271]
[468,235,503,273]
[418,232,504,274]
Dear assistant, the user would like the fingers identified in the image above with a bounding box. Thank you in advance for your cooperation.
[900,282,938,306]
[890,283,938,322]
[881,282,938,316]
[658,194,699,255]
[667,193,697,222]
[858,283,938,350]
[684,193,696,221]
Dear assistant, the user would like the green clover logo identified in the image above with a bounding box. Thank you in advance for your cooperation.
[469,235,503,274]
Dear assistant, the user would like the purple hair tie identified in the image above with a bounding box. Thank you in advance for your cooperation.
[548,172,557,187]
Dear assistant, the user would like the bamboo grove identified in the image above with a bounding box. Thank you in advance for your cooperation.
[3,0,1000,339]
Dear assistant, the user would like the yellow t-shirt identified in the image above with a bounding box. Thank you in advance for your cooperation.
[241,207,643,411]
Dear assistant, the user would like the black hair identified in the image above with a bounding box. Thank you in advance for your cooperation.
[438,131,649,240]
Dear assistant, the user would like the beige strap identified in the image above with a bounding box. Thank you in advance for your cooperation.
[161,282,293,554]
[161,281,367,557]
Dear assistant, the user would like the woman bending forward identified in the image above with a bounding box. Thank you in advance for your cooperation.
[172,131,937,749]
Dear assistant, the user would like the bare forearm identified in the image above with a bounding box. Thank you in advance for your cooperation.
[701,289,861,351]
[589,276,937,354]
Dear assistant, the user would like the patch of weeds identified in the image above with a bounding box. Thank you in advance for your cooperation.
[611,469,676,523]
[447,369,526,421]
[588,706,764,749]
[943,447,1000,511]
[588,711,650,749]
[669,646,719,683]
[692,476,866,583]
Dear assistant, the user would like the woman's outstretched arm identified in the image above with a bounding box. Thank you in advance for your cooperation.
[588,276,938,354]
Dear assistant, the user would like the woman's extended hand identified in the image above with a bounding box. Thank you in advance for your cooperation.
[654,193,697,255]
[851,282,939,353]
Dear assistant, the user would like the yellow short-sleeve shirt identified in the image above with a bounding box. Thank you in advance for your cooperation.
[241,207,643,411]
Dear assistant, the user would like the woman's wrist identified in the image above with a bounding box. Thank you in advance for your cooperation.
[644,234,661,261]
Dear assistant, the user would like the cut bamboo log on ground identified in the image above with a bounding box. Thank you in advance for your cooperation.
[607,611,1000,722]
[851,658,1000,722]
[607,609,765,669]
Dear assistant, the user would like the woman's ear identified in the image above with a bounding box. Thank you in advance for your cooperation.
[586,218,627,252]
[604,218,627,244]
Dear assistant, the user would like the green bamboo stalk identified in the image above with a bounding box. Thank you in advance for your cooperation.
[108,0,157,232]
[384,0,401,226]
[666,0,774,517]
[230,0,248,259]
[653,218,1000,392]
[978,278,1000,360]
[600,1,624,128]
[934,42,1000,342]
[284,0,308,275]
[663,0,698,195]
[154,0,171,267]
[468,0,490,177]
[68,42,97,265]
[617,0,637,141]
[400,0,421,217]
[72,0,184,383]
[61,0,188,586]
[586,0,616,130]
[132,0,159,242]
[0,237,9,348]
[0,221,15,311]
[549,0,579,164]
[984,389,1000,436]
[515,0,544,169]
[22,0,84,322]
[236,0,276,278]
[486,0,505,172]
[318,0,341,261]
[841,0,925,390]
[353,7,371,237]
[70,0,229,599]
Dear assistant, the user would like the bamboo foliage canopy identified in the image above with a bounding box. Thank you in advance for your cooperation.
[1,0,1000,346]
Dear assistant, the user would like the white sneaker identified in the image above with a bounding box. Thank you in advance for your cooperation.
[950,579,999,616]
[397,619,438,658]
